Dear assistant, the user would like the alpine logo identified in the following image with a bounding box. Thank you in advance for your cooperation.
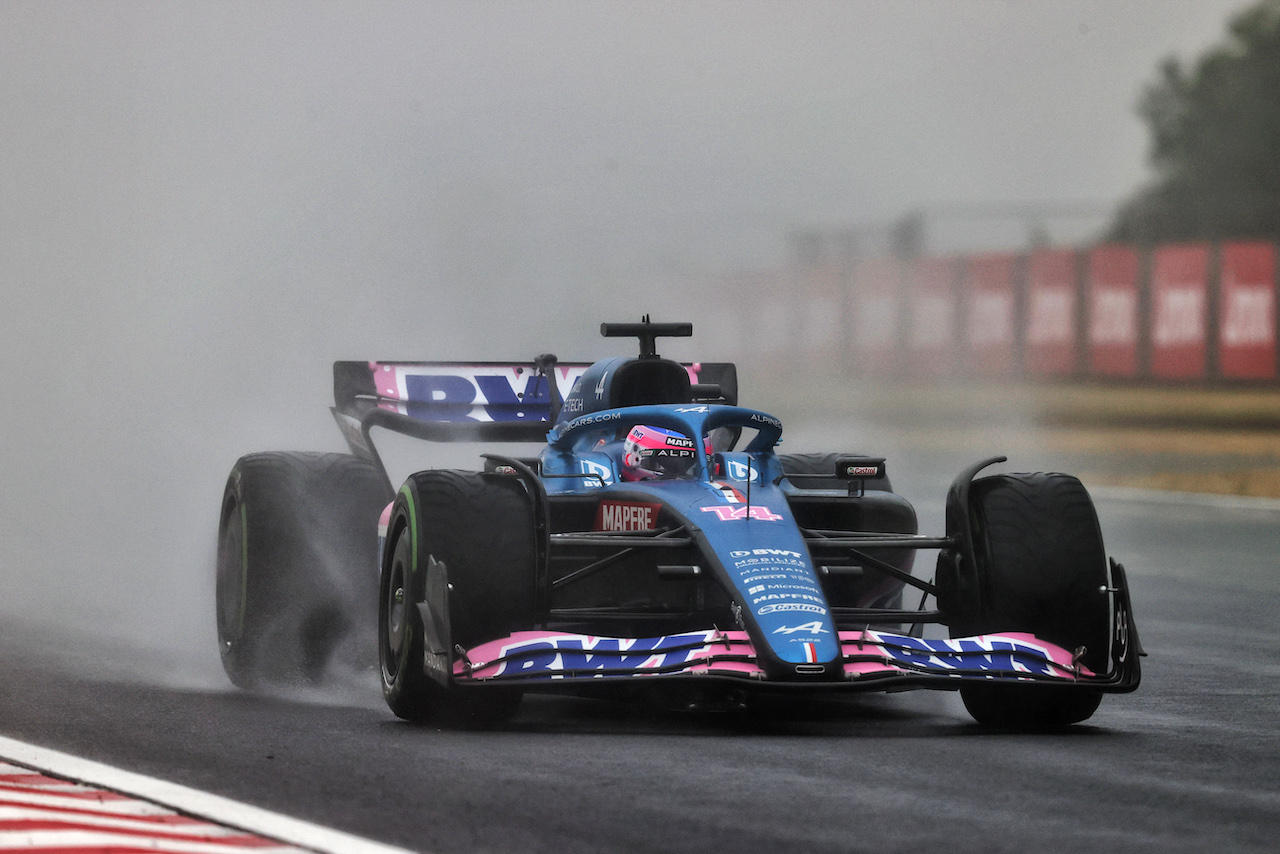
[750,413,783,430]
[772,622,829,635]
[701,505,784,522]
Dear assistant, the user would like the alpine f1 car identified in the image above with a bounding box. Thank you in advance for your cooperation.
[216,319,1141,728]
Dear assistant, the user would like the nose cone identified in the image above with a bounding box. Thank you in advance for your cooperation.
[691,484,841,678]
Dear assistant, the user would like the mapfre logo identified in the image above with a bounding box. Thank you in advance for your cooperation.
[595,500,662,532]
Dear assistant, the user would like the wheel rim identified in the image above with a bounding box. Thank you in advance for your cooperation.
[388,563,406,658]
[382,540,410,680]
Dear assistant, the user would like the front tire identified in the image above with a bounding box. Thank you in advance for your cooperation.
[380,470,538,725]
[951,472,1110,728]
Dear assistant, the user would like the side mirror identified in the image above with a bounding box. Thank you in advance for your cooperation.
[834,457,886,480]
[835,457,886,496]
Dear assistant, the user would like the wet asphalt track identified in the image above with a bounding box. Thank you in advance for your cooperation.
[1,481,1279,853]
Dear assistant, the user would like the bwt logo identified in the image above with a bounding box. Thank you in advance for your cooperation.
[701,505,783,522]
[882,636,1056,677]
[579,458,613,487]
[403,372,567,423]
[496,633,711,677]
[731,548,801,559]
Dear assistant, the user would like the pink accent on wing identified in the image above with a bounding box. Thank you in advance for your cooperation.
[370,362,403,400]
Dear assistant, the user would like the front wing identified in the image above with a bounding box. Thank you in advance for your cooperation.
[452,628,1138,692]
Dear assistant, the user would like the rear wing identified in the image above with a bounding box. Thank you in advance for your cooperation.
[331,359,738,458]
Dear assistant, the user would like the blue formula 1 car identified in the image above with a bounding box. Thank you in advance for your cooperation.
[215,319,1141,728]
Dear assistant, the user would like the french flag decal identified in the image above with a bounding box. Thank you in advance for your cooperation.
[712,482,746,503]
[804,643,818,663]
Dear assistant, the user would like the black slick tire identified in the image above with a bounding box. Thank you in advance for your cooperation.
[216,452,391,687]
[380,470,537,726]
[953,472,1110,728]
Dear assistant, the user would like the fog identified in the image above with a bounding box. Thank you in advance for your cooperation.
[0,1,1250,686]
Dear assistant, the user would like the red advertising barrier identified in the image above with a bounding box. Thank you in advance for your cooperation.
[850,257,903,375]
[1150,243,1211,380]
[964,253,1019,377]
[1218,241,1277,380]
[1025,248,1080,377]
[1086,245,1141,378]
[740,238,1279,385]
[906,257,960,377]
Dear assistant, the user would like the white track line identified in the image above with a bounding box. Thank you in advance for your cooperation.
[1089,485,1280,513]
[0,736,419,854]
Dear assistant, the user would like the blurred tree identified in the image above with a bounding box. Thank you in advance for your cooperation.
[1110,0,1280,243]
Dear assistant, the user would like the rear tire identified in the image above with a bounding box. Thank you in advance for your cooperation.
[216,452,391,687]
[380,470,537,725]
[952,472,1110,728]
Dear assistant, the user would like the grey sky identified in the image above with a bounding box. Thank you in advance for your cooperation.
[0,1,1256,665]
[3,2,1253,286]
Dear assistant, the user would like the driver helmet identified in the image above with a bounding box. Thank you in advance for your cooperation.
[621,425,706,481]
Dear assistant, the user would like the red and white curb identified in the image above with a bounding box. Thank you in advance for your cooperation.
[0,735,416,854]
